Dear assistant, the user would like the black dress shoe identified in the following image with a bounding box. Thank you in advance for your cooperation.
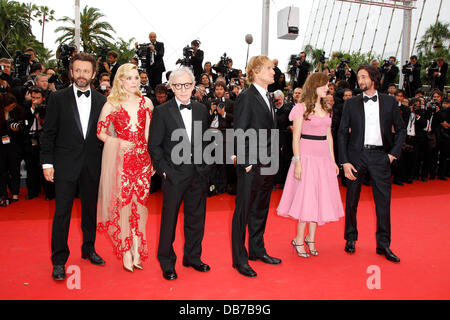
[52,265,66,281]
[376,247,400,263]
[45,196,55,200]
[233,264,257,278]
[82,251,106,265]
[393,179,404,186]
[248,254,281,265]
[438,176,448,181]
[182,261,211,272]
[345,240,355,253]
[26,195,37,200]
[163,269,177,280]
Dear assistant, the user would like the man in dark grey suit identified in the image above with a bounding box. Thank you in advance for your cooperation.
[338,64,406,263]
[231,55,281,278]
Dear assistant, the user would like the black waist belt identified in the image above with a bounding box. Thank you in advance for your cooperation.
[301,134,327,140]
[364,144,384,150]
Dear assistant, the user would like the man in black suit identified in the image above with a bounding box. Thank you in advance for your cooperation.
[338,64,406,263]
[292,52,310,89]
[104,51,120,84]
[146,32,166,90]
[40,53,107,281]
[381,56,399,93]
[148,67,211,280]
[190,40,204,82]
[403,55,422,98]
[267,59,282,92]
[231,55,281,278]
[430,58,448,93]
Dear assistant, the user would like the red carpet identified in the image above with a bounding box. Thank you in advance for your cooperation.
[0,180,449,300]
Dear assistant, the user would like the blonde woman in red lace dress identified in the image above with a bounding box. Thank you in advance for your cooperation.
[96,63,154,272]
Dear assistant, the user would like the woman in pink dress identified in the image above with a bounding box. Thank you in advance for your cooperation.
[96,63,154,272]
[277,72,344,258]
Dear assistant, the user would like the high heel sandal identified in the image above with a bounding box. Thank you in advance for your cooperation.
[291,239,310,258]
[304,236,319,256]
[132,235,143,270]
[123,251,134,272]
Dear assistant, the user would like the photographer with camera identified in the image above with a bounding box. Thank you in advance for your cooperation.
[435,98,450,180]
[427,57,448,93]
[402,55,422,98]
[102,51,121,84]
[380,56,399,93]
[213,54,239,86]
[136,32,166,90]
[207,80,235,195]
[22,87,55,200]
[289,52,310,89]
[138,71,151,98]
[190,40,204,82]
[421,89,443,181]
[0,93,25,206]
[0,58,13,93]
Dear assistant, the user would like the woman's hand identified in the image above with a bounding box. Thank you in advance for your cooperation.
[335,163,340,175]
[294,162,302,180]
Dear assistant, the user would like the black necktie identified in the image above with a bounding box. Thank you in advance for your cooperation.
[363,95,377,103]
[77,90,90,98]
[180,103,191,111]
[266,92,274,118]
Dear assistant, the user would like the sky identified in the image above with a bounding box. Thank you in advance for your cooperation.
[18,0,450,75]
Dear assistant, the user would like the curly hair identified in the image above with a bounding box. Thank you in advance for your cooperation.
[107,63,142,109]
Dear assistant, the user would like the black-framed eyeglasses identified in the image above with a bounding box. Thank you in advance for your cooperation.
[172,82,193,90]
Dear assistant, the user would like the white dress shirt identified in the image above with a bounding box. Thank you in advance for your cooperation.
[73,85,92,139]
[175,97,192,142]
[407,113,416,136]
[253,83,272,113]
[363,92,383,146]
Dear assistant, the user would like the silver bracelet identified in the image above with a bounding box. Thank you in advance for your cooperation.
[292,155,301,162]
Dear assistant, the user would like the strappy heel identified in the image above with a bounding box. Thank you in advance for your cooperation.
[291,239,310,258]
[304,236,319,256]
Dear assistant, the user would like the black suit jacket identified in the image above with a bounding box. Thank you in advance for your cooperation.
[233,84,277,169]
[110,62,121,84]
[337,93,406,166]
[146,41,166,74]
[40,86,106,181]
[148,98,210,185]
[435,62,448,91]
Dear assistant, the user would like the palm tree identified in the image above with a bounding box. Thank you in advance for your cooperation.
[33,5,56,43]
[417,21,450,55]
[0,0,32,58]
[55,6,115,53]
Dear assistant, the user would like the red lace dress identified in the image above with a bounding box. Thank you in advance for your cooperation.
[96,96,153,261]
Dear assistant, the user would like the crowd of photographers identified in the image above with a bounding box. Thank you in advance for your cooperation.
[0,34,448,206]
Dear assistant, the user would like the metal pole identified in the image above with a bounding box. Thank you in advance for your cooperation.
[348,3,362,52]
[321,0,337,50]
[382,7,395,58]
[329,0,344,54]
[411,0,426,56]
[314,0,330,48]
[74,0,81,51]
[307,0,322,46]
[338,2,352,52]
[399,1,412,89]
[358,4,372,52]
[261,0,270,56]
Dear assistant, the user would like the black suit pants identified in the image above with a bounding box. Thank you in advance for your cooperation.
[51,166,99,265]
[344,149,392,248]
[232,165,274,266]
[157,169,209,271]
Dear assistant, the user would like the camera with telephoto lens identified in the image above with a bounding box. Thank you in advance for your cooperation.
[175,45,195,67]
[336,58,350,80]
[13,50,31,79]
[318,51,327,64]
[34,103,46,119]
[427,61,439,76]
[402,61,413,75]
[210,97,226,115]
[135,43,149,67]
[57,44,76,73]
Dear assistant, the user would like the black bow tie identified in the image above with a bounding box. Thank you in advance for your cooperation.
[77,90,90,98]
[363,95,377,103]
[179,103,191,111]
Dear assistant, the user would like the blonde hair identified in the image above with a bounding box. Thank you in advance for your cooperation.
[299,72,331,120]
[246,55,273,84]
[107,63,142,109]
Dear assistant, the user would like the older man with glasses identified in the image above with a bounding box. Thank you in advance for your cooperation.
[148,66,211,280]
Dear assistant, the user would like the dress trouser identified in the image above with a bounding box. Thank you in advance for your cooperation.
[157,169,208,272]
[51,166,99,265]
[232,165,274,266]
[344,149,392,248]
